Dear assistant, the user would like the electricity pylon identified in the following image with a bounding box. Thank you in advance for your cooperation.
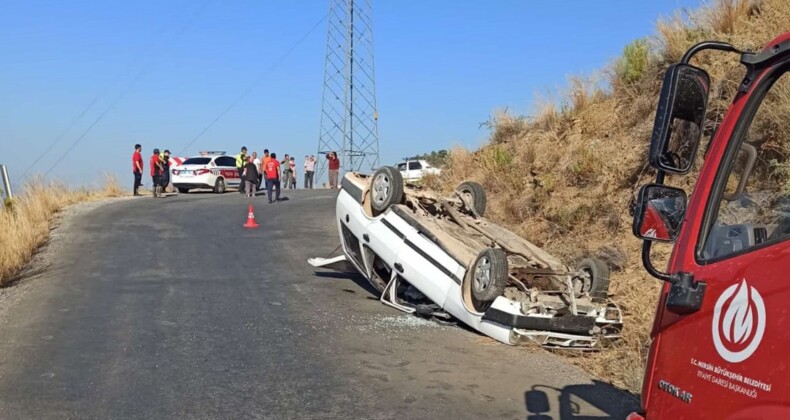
[316,0,380,184]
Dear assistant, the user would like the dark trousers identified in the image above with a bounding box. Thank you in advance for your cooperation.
[237,168,245,193]
[133,171,142,195]
[266,178,281,202]
[152,175,162,194]
[304,171,314,189]
[257,174,263,190]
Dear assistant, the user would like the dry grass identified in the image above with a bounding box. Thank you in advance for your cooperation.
[439,0,790,393]
[0,173,126,285]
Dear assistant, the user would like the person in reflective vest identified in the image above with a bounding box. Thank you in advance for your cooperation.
[159,149,171,192]
[235,147,247,194]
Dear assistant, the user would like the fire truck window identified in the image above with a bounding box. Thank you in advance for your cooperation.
[702,70,790,259]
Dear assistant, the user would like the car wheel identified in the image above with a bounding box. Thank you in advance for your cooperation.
[214,178,226,194]
[456,181,486,216]
[471,248,508,310]
[370,166,404,216]
[177,187,189,194]
[574,258,610,302]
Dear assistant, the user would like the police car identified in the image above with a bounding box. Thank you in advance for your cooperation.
[171,151,241,194]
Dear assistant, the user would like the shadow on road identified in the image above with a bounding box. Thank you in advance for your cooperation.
[313,270,380,297]
[525,381,639,420]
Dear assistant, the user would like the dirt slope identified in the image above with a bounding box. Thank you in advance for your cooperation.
[437,0,790,392]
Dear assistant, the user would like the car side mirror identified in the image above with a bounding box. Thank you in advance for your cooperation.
[633,184,688,242]
[649,63,710,175]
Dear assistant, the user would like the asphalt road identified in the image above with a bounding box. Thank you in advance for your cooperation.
[0,189,639,419]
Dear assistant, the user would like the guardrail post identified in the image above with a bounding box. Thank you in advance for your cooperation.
[0,164,12,208]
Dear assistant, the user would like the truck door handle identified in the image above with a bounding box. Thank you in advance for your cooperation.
[363,233,370,242]
[394,263,404,273]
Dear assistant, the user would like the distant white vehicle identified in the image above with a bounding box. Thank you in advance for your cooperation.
[396,159,441,182]
[171,152,241,194]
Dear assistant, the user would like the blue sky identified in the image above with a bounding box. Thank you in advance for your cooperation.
[0,0,701,188]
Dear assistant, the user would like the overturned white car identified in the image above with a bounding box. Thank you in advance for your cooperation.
[309,167,623,349]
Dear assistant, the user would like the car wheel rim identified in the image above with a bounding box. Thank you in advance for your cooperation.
[573,270,592,294]
[474,256,491,292]
[372,173,390,205]
[462,190,474,207]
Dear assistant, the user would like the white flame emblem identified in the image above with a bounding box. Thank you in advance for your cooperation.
[712,279,765,363]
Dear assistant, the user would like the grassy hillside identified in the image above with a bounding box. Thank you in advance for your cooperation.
[439,0,790,392]
[0,177,125,286]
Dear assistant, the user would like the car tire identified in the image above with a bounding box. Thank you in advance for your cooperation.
[471,248,508,309]
[575,258,610,302]
[214,178,226,194]
[370,166,404,216]
[177,187,189,194]
[457,181,486,216]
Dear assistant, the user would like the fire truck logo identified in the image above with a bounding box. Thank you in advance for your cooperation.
[712,279,765,363]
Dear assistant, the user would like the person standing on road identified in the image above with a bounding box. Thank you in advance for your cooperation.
[243,157,259,198]
[132,144,144,196]
[289,157,297,189]
[235,146,248,194]
[252,152,262,191]
[262,149,271,168]
[281,154,292,189]
[264,152,281,203]
[160,149,171,193]
[262,149,271,188]
[303,155,315,189]
[327,151,340,189]
[150,148,164,198]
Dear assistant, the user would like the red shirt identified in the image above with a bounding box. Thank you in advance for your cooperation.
[150,155,162,176]
[132,151,143,173]
[328,156,340,170]
[264,159,280,180]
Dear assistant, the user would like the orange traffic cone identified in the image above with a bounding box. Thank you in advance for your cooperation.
[243,203,260,229]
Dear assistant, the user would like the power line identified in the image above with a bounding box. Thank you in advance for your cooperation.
[41,0,209,178]
[19,93,102,180]
[22,2,198,180]
[177,13,328,156]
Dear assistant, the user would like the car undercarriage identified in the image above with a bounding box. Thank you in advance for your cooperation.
[309,169,623,350]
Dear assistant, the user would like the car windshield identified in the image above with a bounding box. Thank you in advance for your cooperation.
[182,157,211,165]
[397,163,406,170]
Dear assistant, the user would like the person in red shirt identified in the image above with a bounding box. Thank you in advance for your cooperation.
[264,152,281,203]
[150,148,164,198]
[326,151,340,189]
[132,144,144,196]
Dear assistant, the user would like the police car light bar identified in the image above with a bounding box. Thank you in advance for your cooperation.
[199,151,227,156]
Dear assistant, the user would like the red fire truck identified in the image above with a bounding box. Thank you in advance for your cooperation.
[629,32,790,418]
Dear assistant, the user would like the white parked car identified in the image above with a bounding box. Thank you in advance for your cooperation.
[397,159,441,182]
[309,167,623,349]
[171,153,241,194]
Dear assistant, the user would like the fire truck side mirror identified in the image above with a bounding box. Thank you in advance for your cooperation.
[633,184,688,242]
[649,63,710,175]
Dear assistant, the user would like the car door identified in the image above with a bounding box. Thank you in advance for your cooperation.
[216,156,241,187]
[408,160,423,180]
[646,67,790,418]
[386,211,462,307]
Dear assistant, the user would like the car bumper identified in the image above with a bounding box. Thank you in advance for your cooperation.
[172,182,214,189]
[172,174,215,188]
